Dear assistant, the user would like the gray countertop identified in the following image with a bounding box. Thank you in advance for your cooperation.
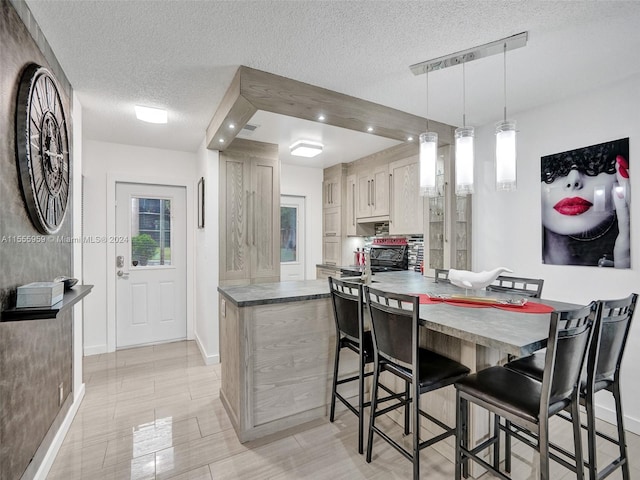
[218,278,331,307]
[217,271,583,356]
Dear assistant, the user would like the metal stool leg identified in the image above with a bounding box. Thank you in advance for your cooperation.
[365,360,380,463]
[329,339,341,422]
[613,382,631,480]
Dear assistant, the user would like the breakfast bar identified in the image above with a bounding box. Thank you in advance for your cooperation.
[217,271,581,447]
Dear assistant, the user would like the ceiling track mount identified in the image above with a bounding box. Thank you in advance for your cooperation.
[410,32,528,75]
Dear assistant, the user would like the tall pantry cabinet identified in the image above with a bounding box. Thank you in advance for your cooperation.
[322,163,347,266]
[219,139,281,286]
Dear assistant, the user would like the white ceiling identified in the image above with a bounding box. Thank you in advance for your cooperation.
[24,0,640,168]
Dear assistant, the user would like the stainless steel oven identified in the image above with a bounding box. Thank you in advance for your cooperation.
[340,243,408,278]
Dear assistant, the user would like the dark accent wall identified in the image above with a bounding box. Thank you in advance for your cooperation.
[1,1,75,479]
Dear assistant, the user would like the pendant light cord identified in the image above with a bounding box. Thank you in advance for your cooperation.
[426,69,430,131]
[462,61,466,127]
[503,42,507,122]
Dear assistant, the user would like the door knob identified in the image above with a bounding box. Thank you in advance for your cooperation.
[117,270,129,278]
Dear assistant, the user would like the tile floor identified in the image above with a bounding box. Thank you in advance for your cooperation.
[47,340,640,479]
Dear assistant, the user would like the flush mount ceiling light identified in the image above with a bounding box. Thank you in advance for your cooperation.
[290,140,323,158]
[135,105,167,124]
[410,32,528,196]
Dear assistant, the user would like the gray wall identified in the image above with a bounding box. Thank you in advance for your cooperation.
[1,1,74,478]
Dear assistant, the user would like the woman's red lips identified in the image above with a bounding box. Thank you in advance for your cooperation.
[554,197,593,215]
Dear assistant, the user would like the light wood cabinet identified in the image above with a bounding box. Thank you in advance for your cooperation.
[316,265,341,280]
[389,155,424,235]
[423,145,472,276]
[219,139,280,285]
[356,165,389,219]
[323,174,342,208]
[322,164,347,265]
[322,236,341,266]
[345,174,357,236]
[323,206,341,237]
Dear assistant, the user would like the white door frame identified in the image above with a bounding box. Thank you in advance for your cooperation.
[280,195,306,281]
[106,172,194,353]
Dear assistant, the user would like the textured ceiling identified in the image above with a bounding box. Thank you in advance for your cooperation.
[24,0,640,161]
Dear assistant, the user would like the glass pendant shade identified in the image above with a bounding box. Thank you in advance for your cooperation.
[495,120,517,191]
[454,126,474,195]
[419,132,438,197]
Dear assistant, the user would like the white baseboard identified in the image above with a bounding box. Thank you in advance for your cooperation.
[34,383,85,480]
[84,344,107,356]
[195,332,220,365]
[595,403,640,436]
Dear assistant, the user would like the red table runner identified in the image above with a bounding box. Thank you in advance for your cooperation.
[411,294,555,314]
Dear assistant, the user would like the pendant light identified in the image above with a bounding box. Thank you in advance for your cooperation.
[495,42,517,191]
[410,32,527,194]
[455,61,474,196]
[419,70,438,197]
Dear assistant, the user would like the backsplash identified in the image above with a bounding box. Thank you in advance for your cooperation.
[362,222,424,271]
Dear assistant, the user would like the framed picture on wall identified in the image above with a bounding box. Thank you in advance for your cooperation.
[197,177,205,229]
[541,137,630,268]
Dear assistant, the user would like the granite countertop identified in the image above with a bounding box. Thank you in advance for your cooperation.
[218,278,331,307]
[315,263,348,270]
[217,271,583,356]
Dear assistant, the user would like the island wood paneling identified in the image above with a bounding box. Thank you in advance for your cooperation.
[219,295,362,443]
[219,297,242,429]
[250,300,333,425]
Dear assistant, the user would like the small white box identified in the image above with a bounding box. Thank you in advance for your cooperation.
[16,281,64,308]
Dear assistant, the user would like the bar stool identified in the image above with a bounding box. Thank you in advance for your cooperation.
[486,275,545,298]
[454,302,599,480]
[363,286,470,480]
[506,294,637,480]
[434,268,450,283]
[329,277,385,454]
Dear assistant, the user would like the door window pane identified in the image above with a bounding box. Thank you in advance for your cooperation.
[280,206,297,263]
[131,197,171,266]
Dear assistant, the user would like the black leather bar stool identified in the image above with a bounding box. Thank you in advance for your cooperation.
[506,294,637,480]
[363,286,470,480]
[454,302,599,480]
[328,277,402,454]
[485,275,545,298]
[328,276,372,454]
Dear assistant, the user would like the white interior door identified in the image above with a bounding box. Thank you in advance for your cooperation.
[280,195,305,281]
[115,182,186,348]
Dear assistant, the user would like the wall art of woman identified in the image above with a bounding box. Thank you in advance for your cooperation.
[541,138,630,268]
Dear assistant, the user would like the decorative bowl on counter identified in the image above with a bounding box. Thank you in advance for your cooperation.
[54,276,78,291]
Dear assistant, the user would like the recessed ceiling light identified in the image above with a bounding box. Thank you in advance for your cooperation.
[290,140,323,158]
[135,105,167,124]
[218,138,225,143]
[367,126,374,132]
[229,123,235,129]
[407,136,414,142]
[318,114,326,121]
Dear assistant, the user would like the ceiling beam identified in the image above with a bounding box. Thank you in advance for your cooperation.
[206,66,454,151]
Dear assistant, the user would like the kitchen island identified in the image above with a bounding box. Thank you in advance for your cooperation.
[217,271,579,447]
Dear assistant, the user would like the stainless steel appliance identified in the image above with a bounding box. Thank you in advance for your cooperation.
[340,243,408,277]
